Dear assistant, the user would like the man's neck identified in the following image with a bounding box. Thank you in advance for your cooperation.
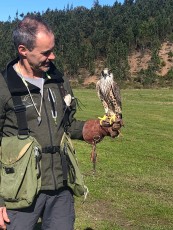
[17,60,43,79]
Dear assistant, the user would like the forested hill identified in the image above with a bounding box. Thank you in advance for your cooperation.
[1,0,173,88]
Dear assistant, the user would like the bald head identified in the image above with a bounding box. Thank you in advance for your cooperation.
[13,15,53,51]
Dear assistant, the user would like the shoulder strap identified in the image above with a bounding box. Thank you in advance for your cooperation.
[12,97,29,136]
[1,70,29,136]
[57,82,70,132]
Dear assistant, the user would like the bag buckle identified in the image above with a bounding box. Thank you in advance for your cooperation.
[14,104,26,113]
[4,167,15,174]
[34,146,42,179]
[42,146,60,153]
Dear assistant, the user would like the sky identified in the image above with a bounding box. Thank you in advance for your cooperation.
[1,0,124,22]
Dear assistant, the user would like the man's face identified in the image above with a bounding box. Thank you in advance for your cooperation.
[26,31,55,73]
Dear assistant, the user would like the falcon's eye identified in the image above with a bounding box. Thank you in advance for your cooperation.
[108,70,112,75]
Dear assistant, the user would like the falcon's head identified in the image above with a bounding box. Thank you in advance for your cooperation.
[101,68,113,80]
[99,68,114,94]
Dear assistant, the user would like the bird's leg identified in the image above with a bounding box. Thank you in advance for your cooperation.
[98,114,109,125]
[109,114,117,125]
[98,114,117,126]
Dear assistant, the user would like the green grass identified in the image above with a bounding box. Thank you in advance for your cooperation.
[36,88,173,230]
[73,88,173,230]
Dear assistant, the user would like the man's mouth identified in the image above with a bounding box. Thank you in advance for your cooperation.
[44,63,50,67]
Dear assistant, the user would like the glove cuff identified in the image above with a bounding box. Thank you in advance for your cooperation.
[83,119,105,144]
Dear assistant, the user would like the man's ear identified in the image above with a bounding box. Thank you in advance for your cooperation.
[18,45,27,57]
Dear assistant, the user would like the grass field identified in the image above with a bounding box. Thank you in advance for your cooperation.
[36,88,173,230]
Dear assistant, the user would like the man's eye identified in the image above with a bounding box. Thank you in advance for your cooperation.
[43,51,51,56]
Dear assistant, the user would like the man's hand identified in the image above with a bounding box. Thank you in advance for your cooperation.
[83,118,122,145]
[0,207,10,230]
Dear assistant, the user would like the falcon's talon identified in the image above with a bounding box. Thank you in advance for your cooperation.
[98,114,118,126]
[98,115,108,125]
[109,114,117,125]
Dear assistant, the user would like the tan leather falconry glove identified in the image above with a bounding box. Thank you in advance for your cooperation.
[82,118,123,171]
[82,119,121,144]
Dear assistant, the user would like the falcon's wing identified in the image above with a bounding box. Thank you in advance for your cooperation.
[111,81,122,109]
[96,80,109,114]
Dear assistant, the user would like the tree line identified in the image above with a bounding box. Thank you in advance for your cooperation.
[0,0,173,87]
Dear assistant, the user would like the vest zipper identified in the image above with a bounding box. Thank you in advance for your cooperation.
[43,98,56,189]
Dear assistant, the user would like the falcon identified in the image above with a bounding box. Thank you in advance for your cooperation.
[96,68,122,124]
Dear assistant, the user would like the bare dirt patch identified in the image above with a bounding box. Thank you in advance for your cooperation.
[157,41,173,76]
[128,49,151,76]
[128,42,173,77]
[83,75,99,85]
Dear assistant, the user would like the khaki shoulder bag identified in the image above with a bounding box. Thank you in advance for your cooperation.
[0,135,41,209]
[60,132,88,199]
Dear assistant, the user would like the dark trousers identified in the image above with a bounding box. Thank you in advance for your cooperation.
[6,189,75,230]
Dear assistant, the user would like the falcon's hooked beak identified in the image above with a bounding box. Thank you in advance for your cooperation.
[101,69,112,79]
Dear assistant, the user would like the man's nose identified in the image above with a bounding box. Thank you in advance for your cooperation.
[48,52,55,60]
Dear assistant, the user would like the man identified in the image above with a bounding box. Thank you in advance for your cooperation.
[0,15,121,230]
